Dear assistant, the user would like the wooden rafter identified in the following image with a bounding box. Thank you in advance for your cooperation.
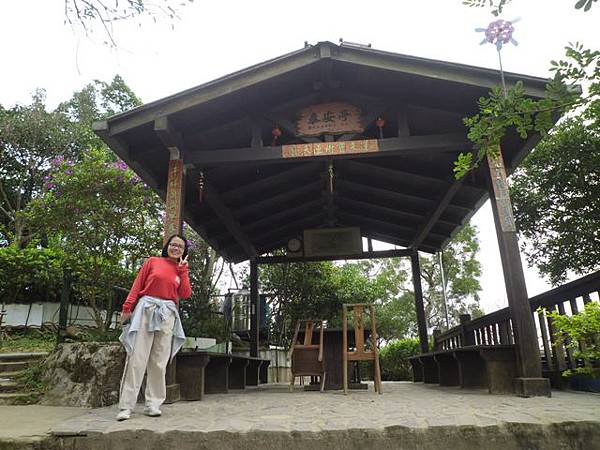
[183,132,470,166]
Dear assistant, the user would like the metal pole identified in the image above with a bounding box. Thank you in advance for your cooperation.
[439,251,450,329]
[57,269,71,345]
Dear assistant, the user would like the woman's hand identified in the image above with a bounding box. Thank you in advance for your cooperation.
[121,312,132,325]
[178,255,189,268]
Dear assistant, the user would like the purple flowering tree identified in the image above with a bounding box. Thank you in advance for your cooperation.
[25,148,163,329]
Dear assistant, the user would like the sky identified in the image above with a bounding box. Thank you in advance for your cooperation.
[1,0,599,312]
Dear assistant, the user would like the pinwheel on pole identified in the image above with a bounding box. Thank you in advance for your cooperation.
[476,18,520,95]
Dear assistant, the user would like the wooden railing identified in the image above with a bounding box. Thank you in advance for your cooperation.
[433,271,600,378]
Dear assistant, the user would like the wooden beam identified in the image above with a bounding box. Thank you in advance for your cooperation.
[93,121,165,197]
[107,48,321,136]
[204,182,257,258]
[154,116,182,153]
[184,133,470,166]
[251,120,263,148]
[336,195,460,228]
[204,181,322,229]
[256,248,413,264]
[243,199,324,234]
[409,178,464,249]
[222,163,320,202]
[250,213,326,245]
[336,179,472,214]
[396,105,410,137]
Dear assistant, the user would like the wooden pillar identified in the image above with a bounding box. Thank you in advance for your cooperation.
[250,259,259,357]
[411,251,429,354]
[162,150,185,403]
[487,151,550,397]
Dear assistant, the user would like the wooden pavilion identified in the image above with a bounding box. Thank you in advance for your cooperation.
[94,41,553,398]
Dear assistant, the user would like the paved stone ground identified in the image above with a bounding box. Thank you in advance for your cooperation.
[2,383,600,449]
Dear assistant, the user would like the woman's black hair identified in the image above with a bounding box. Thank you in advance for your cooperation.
[161,234,189,259]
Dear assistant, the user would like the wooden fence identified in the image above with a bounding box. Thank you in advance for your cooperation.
[433,271,600,385]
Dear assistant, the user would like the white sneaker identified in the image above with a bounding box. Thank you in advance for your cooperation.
[143,406,162,417]
[116,409,131,421]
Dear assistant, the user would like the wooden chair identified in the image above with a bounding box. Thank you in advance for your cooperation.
[288,320,326,392]
[342,304,382,394]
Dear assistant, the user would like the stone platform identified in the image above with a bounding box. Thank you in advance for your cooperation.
[2,382,600,449]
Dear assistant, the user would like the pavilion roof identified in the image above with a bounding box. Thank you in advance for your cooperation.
[94,41,553,263]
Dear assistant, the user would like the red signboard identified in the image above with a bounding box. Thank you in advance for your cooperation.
[282,139,378,159]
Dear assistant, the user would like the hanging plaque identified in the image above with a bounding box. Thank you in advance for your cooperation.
[281,139,378,159]
[296,102,363,137]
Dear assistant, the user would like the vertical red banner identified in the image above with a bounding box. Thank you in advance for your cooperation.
[163,159,184,244]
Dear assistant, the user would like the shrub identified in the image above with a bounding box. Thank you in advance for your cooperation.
[379,338,420,381]
[543,301,600,378]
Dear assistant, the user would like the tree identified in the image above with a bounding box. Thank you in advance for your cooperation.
[0,76,141,247]
[178,227,230,340]
[462,0,597,15]
[25,148,164,329]
[63,0,194,47]
[419,224,484,331]
[510,115,600,285]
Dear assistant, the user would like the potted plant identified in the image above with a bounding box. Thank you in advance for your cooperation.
[544,301,600,392]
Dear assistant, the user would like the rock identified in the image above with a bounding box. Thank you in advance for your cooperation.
[41,342,126,408]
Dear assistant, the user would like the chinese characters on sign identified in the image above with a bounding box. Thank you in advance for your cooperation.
[487,152,517,232]
[296,102,363,136]
[281,139,379,159]
[163,159,184,243]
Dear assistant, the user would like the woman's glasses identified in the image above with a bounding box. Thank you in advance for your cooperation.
[168,243,185,249]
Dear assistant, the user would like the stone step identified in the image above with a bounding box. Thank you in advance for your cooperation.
[0,361,29,372]
[0,392,39,405]
[0,352,48,362]
[0,379,20,393]
[0,370,25,379]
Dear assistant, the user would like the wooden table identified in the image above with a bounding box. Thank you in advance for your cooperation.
[298,328,369,391]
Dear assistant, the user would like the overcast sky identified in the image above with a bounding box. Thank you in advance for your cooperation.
[1,0,598,312]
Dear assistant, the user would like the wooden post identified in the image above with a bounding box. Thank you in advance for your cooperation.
[162,150,185,404]
[459,313,475,347]
[411,251,429,354]
[487,151,550,397]
[250,259,259,357]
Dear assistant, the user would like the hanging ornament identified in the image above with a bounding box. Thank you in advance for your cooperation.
[375,117,385,139]
[328,161,334,193]
[271,125,282,146]
[198,171,205,203]
[476,18,519,51]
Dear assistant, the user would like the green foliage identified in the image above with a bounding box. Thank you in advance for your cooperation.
[0,75,142,247]
[0,243,64,303]
[542,302,600,378]
[420,224,483,330]
[379,338,420,381]
[0,328,56,353]
[14,361,48,396]
[511,116,600,284]
[462,0,597,15]
[25,148,163,328]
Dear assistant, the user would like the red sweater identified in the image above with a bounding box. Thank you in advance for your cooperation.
[122,256,192,313]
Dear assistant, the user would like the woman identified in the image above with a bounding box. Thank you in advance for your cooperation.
[117,234,191,421]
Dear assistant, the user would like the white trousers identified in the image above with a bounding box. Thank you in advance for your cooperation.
[119,305,175,410]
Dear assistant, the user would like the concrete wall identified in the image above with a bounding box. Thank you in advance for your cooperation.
[2,302,119,328]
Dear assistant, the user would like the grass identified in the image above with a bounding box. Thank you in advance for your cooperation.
[0,326,121,354]
[0,328,56,353]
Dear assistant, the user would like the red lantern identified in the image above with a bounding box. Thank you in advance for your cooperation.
[271,126,282,146]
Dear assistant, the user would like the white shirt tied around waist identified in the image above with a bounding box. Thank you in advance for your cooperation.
[119,295,186,361]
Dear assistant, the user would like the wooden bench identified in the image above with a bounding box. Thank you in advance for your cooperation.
[176,351,270,399]
[409,345,517,394]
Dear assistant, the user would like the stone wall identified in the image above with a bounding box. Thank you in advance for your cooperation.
[41,342,126,408]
